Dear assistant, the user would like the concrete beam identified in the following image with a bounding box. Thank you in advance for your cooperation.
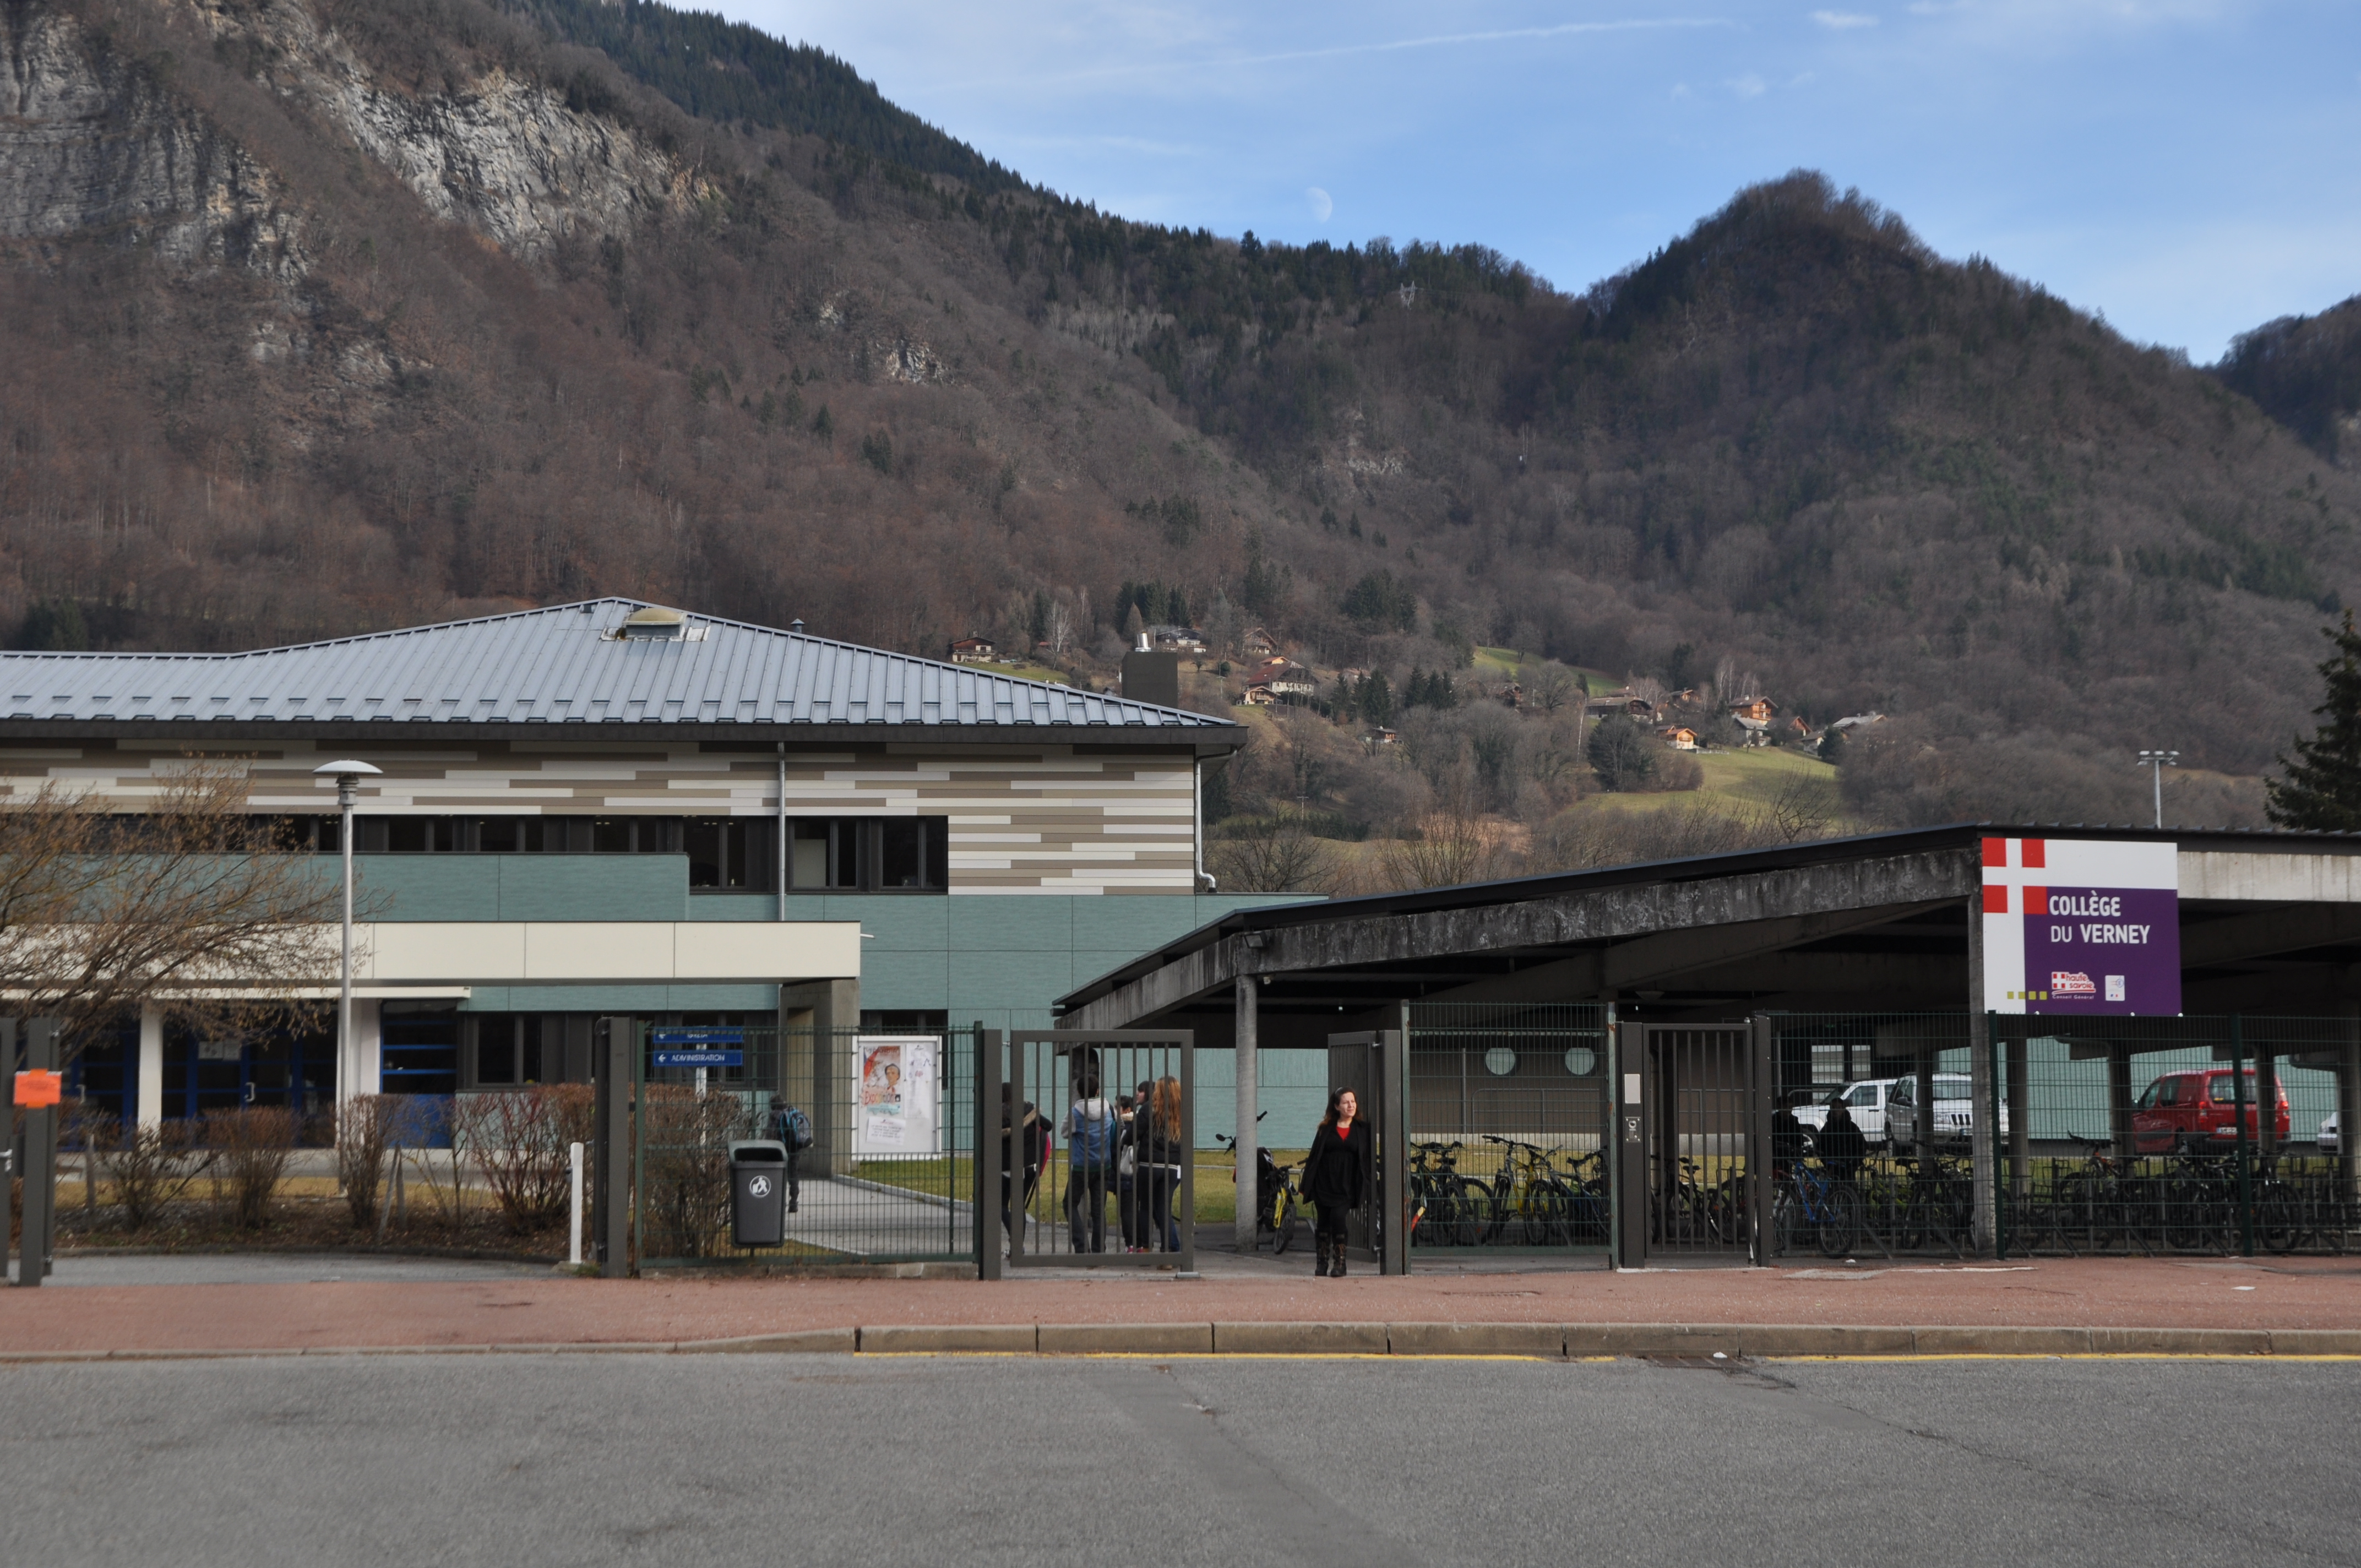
[1063,848,1974,1030]
[2180,904,2361,967]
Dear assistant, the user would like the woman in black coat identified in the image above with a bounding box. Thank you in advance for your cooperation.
[1301,1087,1374,1277]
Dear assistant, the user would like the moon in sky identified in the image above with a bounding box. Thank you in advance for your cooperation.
[1306,187,1333,222]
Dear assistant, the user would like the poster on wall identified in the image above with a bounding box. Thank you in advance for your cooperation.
[853,1036,939,1156]
[1981,837,2180,1015]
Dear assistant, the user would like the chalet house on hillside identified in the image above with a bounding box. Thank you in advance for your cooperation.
[1729,697,1780,725]
[1242,628,1277,657]
[1827,712,1886,736]
[1657,725,1700,751]
[948,636,996,663]
[1150,625,1207,654]
[1244,660,1316,705]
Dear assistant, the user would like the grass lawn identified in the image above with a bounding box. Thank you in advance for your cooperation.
[856,1148,1311,1226]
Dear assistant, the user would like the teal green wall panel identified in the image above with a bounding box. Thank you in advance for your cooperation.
[352,857,502,922]
[687,894,778,922]
[498,858,687,921]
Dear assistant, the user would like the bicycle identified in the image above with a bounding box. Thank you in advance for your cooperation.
[1215,1120,1302,1255]
[1406,1141,1479,1246]
[1771,1149,1864,1259]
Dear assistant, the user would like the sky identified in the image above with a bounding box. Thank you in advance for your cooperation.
[710,1,2359,361]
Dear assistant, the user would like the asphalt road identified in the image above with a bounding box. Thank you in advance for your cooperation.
[3,1353,2353,1567]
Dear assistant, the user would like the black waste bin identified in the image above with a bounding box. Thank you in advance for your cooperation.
[727,1140,791,1248]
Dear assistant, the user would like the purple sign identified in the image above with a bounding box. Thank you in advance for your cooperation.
[2020,884,2181,1015]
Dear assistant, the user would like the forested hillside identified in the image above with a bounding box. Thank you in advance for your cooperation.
[2215,295,2361,469]
[2,0,2356,843]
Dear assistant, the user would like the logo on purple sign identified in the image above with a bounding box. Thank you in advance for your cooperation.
[1982,838,2181,1016]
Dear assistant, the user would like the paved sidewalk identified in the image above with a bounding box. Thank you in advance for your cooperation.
[1,1253,2356,1357]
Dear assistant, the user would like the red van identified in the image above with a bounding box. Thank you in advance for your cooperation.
[2130,1069,2292,1155]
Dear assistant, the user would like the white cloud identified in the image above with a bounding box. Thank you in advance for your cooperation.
[1811,9,1880,26]
[1306,187,1334,222]
[1729,72,1768,97]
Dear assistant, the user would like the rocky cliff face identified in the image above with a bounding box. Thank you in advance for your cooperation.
[1,0,688,273]
[1,3,303,273]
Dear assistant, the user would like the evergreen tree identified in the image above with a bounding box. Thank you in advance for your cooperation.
[2268,611,2361,829]
[1359,669,1394,728]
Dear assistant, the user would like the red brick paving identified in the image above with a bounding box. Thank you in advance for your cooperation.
[2,1257,2357,1354]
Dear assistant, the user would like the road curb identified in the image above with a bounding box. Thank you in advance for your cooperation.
[4,1321,2355,1365]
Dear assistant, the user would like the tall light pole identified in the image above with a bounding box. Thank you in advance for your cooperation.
[314,760,382,1124]
[2137,750,2179,830]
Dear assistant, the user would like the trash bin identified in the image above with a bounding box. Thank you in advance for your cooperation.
[727,1140,791,1248]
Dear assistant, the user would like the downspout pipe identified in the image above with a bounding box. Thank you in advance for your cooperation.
[777,743,788,921]
[1195,756,1214,892]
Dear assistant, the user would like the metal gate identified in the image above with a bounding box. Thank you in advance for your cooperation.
[987,1029,1193,1271]
[629,1022,980,1270]
[1616,1021,1765,1264]
[1325,1031,1408,1274]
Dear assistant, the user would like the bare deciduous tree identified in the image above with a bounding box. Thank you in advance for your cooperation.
[0,760,343,1062]
[1209,816,1344,894]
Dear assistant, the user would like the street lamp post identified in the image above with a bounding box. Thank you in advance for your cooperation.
[2137,750,2179,830]
[313,760,382,1125]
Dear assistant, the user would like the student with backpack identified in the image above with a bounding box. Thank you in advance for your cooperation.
[766,1094,813,1215]
[1064,1073,1118,1253]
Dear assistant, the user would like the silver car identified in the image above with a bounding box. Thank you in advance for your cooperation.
[2322,1110,2341,1155]
[1887,1072,2010,1152]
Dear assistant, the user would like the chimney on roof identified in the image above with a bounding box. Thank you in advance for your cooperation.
[791,619,806,633]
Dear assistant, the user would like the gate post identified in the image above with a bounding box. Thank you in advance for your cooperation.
[14,1018,60,1286]
[592,1016,635,1278]
[1614,1021,1647,1270]
[1748,1016,1772,1267]
[1379,1027,1408,1276]
[977,1027,1003,1281]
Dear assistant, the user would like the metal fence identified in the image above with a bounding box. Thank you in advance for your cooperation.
[1762,1012,2361,1259]
[999,1030,1194,1269]
[632,1024,978,1270]
[1403,1004,1611,1251]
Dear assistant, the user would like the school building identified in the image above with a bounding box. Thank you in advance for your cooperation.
[0,598,1299,1128]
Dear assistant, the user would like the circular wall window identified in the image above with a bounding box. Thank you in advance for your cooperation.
[1564,1047,1598,1076]
[1483,1046,1517,1076]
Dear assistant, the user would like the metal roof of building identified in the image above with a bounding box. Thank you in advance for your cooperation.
[0,600,1231,732]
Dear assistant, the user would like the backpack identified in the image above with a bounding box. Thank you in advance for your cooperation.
[1070,1100,1116,1168]
[772,1105,814,1152]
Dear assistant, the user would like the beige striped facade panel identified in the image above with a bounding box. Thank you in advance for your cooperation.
[0,741,1201,894]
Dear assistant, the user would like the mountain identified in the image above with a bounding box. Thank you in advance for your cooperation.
[2213,295,2361,469]
[2,0,2357,837]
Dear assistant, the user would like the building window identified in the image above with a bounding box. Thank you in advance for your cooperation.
[264,814,949,892]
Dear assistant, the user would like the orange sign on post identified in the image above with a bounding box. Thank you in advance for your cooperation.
[14,1069,62,1108]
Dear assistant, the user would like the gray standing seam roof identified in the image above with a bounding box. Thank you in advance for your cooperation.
[0,600,1230,729]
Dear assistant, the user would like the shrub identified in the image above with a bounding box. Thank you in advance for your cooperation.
[458,1086,598,1234]
[206,1107,298,1229]
[336,1095,401,1231]
[101,1117,215,1230]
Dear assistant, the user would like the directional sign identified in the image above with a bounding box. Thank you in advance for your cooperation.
[654,1050,743,1068]
[651,1027,746,1046]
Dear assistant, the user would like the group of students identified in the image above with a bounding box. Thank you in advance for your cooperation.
[998,1069,1376,1278]
[997,1070,1185,1254]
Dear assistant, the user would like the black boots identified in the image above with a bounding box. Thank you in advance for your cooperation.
[1313,1237,1330,1276]
[1331,1242,1348,1278]
[1313,1237,1350,1277]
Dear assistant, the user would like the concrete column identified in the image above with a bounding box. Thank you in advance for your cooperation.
[356,1001,383,1099]
[2006,1034,2031,1202]
[785,978,860,1175]
[135,1006,165,1130]
[2341,1004,2359,1210]
[1233,973,1258,1256]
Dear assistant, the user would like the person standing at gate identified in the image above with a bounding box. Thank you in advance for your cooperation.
[1302,1087,1373,1277]
[1065,1072,1118,1253]
[1816,1092,1867,1183]
[1001,1086,1048,1240]
[766,1095,812,1215]
[1133,1075,1184,1253]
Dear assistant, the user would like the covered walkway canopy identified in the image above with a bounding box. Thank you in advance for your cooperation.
[1056,824,2361,1043]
